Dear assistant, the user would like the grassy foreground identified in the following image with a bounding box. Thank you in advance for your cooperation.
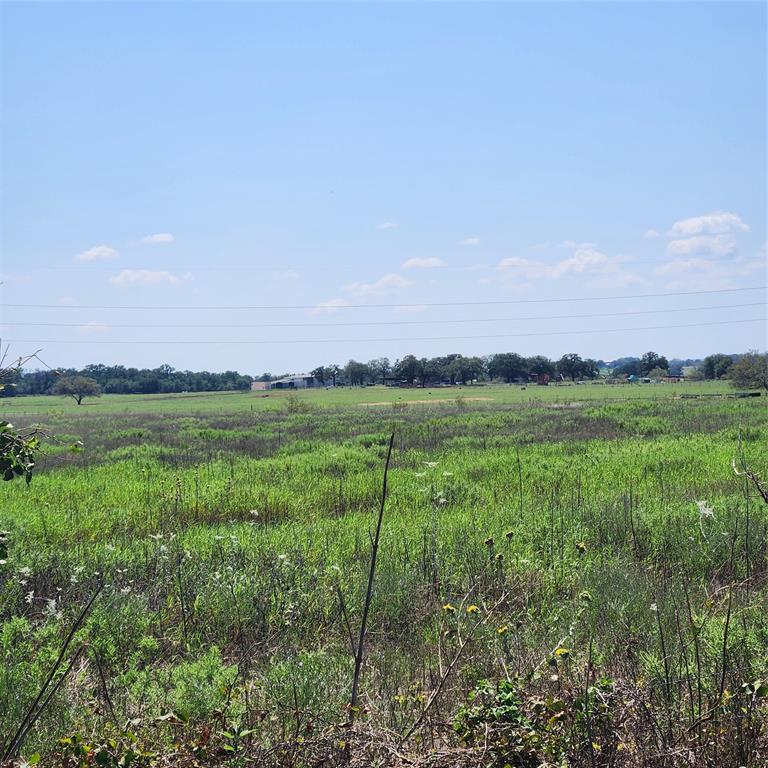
[0,383,766,766]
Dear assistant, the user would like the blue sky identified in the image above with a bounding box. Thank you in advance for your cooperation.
[1,1,765,375]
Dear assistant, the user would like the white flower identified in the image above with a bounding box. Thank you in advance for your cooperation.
[695,500,715,519]
[24,590,34,604]
[650,603,658,613]
[423,462,438,468]
[44,598,62,620]
[149,533,164,541]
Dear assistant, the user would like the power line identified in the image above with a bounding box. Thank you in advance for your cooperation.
[2,285,765,312]
[8,255,738,274]
[0,301,762,330]
[4,317,764,345]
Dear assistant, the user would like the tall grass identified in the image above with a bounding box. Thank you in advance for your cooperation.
[0,390,765,764]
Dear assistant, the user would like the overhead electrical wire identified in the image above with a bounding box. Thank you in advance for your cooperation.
[10,255,751,273]
[0,301,762,330]
[3,317,764,345]
[1,285,765,312]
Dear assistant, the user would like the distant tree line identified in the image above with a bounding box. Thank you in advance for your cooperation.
[2,363,253,397]
[5,350,765,400]
[264,351,699,387]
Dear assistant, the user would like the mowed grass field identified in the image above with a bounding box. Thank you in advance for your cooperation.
[1,382,766,766]
[0,379,736,417]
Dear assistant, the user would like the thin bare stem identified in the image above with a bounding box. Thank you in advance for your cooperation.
[349,432,395,717]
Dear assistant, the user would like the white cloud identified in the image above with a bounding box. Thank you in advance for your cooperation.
[375,222,398,230]
[644,229,660,239]
[666,234,736,258]
[497,256,550,280]
[110,269,180,286]
[311,298,350,315]
[497,246,641,287]
[345,273,412,297]
[75,245,118,262]
[141,233,175,244]
[402,257,445,269]
[669,211,748,237]
[550,246,617,277]
[459,236,481,247]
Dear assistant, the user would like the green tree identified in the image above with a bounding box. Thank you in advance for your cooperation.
[582,358,600,379]
[52,375,102,405]
[526,355,555,377]
[326,364,342,386]
[556,353,584,382]
[0,352,47,483]
[728,351,768,390]
[702,353,734,380]
[344,360,371,386]
[640,351,668,376]
[393,355,422,385]
[488,353,528,382]
[366,358,391,384]
[310,366,328,384]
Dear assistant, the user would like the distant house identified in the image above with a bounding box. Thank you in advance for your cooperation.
[255,374,319,391]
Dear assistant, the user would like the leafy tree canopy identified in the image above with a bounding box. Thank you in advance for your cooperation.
[52,375,102,405]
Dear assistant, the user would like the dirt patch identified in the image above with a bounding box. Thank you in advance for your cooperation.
[360,397,495,406]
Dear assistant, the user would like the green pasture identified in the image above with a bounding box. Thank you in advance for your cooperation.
[0,384,765,763]
[1,379,735,418]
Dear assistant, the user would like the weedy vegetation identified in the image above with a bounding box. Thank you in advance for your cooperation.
[0,383,766,766]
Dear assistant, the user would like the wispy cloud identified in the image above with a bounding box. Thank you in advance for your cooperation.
[311,298,350,315]
[666,234,736,258]
[375,222,398,230]
[458,236,481,247]
[75,245,118,262]
[345,273,412,297]
[498,245,643,288]
[644,228,660,239]
[110,269,180,286]
[402,257,445,269]
[660,210,750,267]
[140,232,175,244]
[669,211,748,237]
